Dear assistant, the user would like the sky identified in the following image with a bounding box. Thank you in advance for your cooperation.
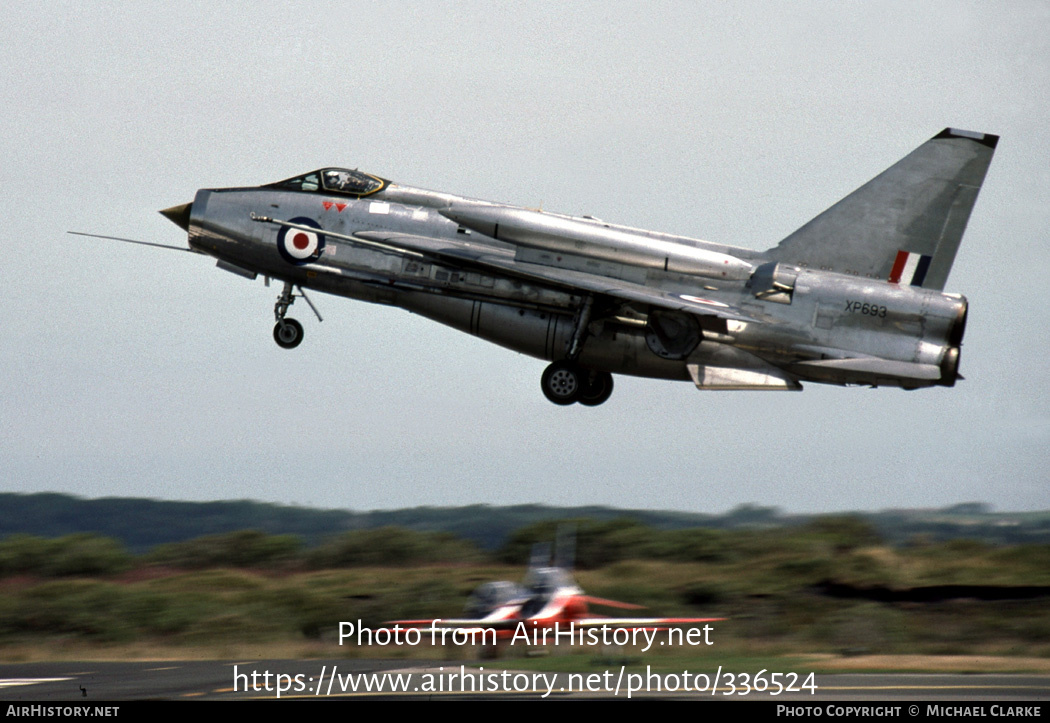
[2,1,1048,515]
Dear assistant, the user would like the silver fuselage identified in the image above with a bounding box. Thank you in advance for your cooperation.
[186,181,966,390]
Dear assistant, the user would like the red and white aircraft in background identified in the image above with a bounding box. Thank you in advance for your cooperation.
[391,539,723,640]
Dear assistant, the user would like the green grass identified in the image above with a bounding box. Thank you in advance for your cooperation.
[2,542,1050,666]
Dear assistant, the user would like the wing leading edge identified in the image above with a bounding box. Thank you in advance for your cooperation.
[353,230,758,324]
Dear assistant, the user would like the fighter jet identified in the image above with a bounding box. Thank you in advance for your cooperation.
[75,128,996,405]
[389,534,722,640]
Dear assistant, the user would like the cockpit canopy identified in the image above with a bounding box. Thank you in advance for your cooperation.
[268,168,388,197]
[465,581,526,618]
[522,567,573,595]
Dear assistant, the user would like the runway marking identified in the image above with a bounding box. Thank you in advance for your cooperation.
[0,678,72,688]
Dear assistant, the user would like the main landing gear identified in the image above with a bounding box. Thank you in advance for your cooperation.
[539,295,614,406]
[541,362,614,406]
[272,281,322,349]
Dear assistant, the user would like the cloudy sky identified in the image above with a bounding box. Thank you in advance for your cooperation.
[3,1,1048,515]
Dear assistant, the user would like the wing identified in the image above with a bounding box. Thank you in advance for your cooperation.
[353,230,758,323]
[386,618,517,630]
[251,216,756,322]
[579,595,645,611]
[572,616,724,628]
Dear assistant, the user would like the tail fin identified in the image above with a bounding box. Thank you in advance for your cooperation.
[765,128,998,290]
[553,524,576,571]
[529,542,552,571]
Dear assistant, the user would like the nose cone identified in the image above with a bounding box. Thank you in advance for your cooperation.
[159,202,192,232]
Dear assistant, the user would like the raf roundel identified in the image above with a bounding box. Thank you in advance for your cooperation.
[277,217,325,264]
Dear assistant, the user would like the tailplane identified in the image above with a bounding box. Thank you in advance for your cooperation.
[765,128,998,290]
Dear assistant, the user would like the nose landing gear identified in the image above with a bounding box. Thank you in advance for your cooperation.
[274,318,304,349]
[272,281,322,349]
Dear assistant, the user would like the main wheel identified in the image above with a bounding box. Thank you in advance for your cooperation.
[273,318,304,349]
[578,371,614,406]
[541,361,582,405]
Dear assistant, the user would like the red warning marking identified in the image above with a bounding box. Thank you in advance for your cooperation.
[336,203,347,212]
[322,201,333,211]
[293,232,310,250]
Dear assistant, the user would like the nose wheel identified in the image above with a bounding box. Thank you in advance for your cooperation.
[273,318,304,349]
